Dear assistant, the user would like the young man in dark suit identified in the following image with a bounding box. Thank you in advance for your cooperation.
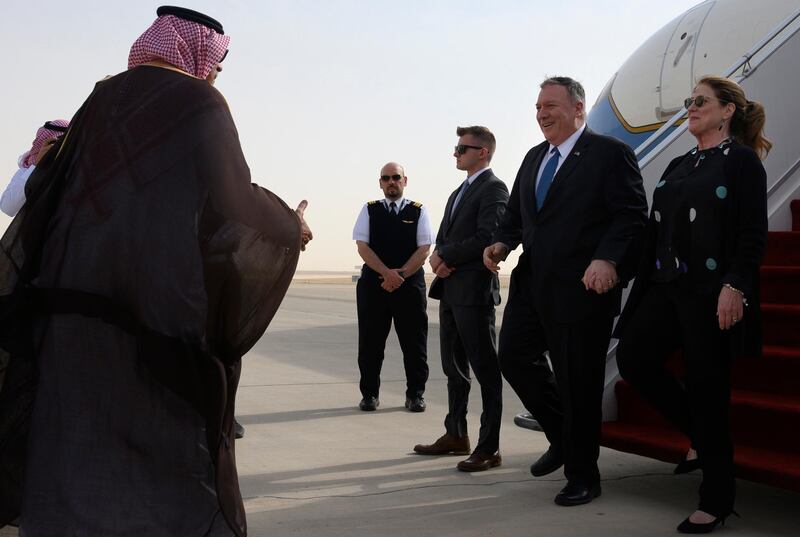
[414,126,509,472]
[484,77,647,504]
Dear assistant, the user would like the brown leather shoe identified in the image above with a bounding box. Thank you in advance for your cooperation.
[457,451,502,472]
[413,433,471,455]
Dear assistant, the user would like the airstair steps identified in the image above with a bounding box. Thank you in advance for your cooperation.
[602,421,800,491]
[613,381,800,455]
[601,200,800,491]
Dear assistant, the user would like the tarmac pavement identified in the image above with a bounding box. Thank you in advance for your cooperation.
[235,282,799,537]
[2,280,797,536]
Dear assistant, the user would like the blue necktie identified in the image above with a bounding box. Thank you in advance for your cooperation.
[536,147,560,210]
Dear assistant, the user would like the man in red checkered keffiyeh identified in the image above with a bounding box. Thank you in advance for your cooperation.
[1,7,311,537]
[128,6,230,81]
[22,119,70,169]
[2,120,70,216]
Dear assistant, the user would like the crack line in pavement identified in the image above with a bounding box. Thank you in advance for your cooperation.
[243,472,674,501]
[239,379,409,388]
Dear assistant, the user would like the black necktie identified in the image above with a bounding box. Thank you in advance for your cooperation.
[449,180,470,221]
[389,201,398,215]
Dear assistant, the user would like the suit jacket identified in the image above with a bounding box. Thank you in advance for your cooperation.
[494,128,647,323]
[429,169,509,306]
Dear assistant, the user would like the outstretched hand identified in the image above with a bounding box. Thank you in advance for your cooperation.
[296,200,313,251]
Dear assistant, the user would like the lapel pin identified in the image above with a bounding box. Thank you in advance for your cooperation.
[573,151,580,156]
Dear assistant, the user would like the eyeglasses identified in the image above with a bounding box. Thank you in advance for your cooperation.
[454,144,484,155]
[380,174,403,182]
[684,95,727,109]
[219,49,229,63]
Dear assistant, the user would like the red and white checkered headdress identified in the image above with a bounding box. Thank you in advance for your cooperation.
[22,119,70,168]
[128,10,230,80]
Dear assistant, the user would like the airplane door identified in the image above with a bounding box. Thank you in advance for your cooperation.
[658,1,715,119]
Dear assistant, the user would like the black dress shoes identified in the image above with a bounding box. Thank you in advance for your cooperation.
[359,396,379,411]
[405,397,426,412]
[530,447,564,477]
[674,458,702,474]
[234,419,246,439]
[554,481,601,506]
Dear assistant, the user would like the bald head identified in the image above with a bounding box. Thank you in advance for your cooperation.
[380,162,405,177]
[378,162,407,201]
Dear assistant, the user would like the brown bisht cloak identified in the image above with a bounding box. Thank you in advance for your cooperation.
[0,65,301,536]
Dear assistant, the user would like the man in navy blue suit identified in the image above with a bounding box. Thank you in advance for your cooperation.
[484,77,647,505]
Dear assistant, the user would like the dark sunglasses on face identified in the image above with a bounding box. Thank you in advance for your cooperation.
[454,144,484,155]
[684,95,727,109]
[380,174,403,182]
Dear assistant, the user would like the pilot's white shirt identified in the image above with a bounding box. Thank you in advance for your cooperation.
[352,197,433,246]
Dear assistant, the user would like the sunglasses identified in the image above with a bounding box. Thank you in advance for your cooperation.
[684,95,727,109]
[454,144,484,155]
[380,174,403,182]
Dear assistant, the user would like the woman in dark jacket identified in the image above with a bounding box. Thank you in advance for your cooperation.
[615,75,770,534]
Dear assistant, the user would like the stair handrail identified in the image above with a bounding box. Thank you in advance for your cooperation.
[633,6,800,169]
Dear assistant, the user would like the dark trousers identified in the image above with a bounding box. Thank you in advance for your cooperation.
[439,300,502,454]
[616,282,735,517]
[498,276,612,484]
[357,274,428,400]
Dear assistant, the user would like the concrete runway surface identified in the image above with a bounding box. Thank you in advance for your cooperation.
[2,281,798,536]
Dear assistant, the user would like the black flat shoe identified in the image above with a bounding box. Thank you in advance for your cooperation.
[677,511,739,534]
[674,458,702,474]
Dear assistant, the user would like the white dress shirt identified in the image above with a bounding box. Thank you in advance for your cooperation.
[352,197,433,246]
[535,124,586,189]
[465,166,490,186]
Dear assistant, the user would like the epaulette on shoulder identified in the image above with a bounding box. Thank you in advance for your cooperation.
[368,200,380,205]
[412,201,423,208]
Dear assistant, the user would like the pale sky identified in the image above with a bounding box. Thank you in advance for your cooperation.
[1,0,700,271]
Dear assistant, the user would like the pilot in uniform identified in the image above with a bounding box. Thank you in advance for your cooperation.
[353,162,432,412]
